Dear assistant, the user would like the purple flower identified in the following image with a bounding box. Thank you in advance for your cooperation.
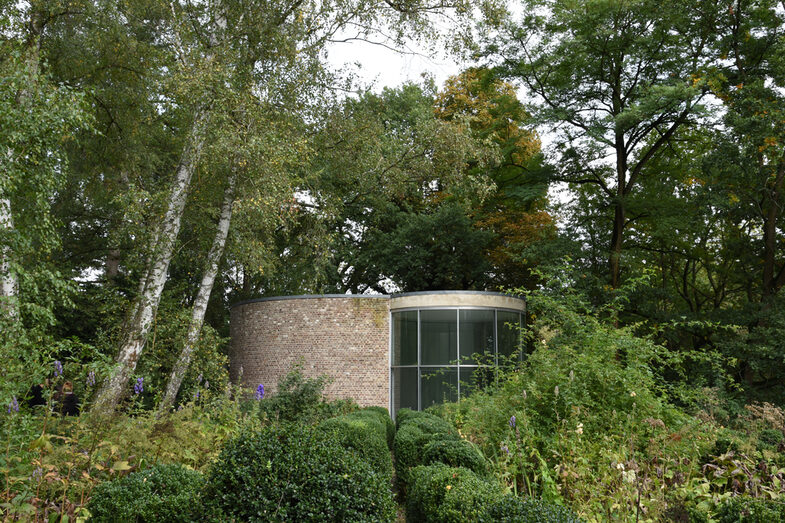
[86,371,96,387]
[204,380,209,390]
[54,360,63,377]
[509,415,516,428]
[134,377,144,395]
[7,396,18,413]
[255,383,264,400]
[500,443,510,455]
[31,468,42,481]
[194,391,200,401]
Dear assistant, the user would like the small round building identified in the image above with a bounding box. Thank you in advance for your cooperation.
[229,291,525,416]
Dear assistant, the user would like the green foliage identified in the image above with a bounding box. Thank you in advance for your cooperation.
[715,498,785,523]
[422,438,489,477]
[406,463,504,523]
[362,406,396,448]
[479,494,583,523]
[203,423,395,522]
[133,290,229,409]
[393,411,459,485]
[87,463,204,523]
[434,280,721,519]
[317,408,394,480]
[256,364,354,424]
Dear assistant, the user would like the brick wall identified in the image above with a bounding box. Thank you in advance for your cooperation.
[229,296,391,408]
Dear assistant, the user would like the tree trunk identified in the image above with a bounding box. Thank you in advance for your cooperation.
[92,109,209,414]
[159,169,237,412]
[0,197,17,317]
[609,203,625,290]
[761,159,785,299]
[1,12,44,318]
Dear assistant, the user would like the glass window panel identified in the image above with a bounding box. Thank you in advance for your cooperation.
[392,311,418,366]
[459,366,494,397]
[392,367,418,417]
[459,310,495,364]
[420,367,457,408]
[421,310,457,365]
[497,311,522,362]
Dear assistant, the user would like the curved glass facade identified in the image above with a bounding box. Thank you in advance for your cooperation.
[391,307,523,416]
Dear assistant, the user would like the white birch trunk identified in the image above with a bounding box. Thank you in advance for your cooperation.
[92,110,209,413]
[159,169,237,412]
[1,16,42,319]
[0,197,18,317]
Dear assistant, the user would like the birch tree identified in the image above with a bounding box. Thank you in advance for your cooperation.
[95,0,476,412]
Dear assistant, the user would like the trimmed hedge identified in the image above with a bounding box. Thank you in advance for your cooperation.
[88,463,204,522]
[395,407,420,429]
[406,464,504,523]
[203,423,395,522]
[715,498,785,522]
[422,438,489,477]
[317,408,393,480]
[362,406,396,448]
[479,494,584,523]
[393,412,459,485]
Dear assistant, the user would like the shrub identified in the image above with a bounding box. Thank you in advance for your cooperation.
[396,407,419,429]
[715,498,785,522]
[756,428,784,451]
[203,423,395,522]
[318,409,393,480]
[406,463,504,523]
[422,438,489,477]
[362,406,396,448]
[87,463,204,522]
[479,494,584,523]
[257,364,333,423]
[394,413,459,485]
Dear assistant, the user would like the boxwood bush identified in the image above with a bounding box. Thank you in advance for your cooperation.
[406,463,504,523]
[422,438,489,477]
[317,409,393,480]
[87,463,204,522]
[715,498,785,522]
[203,423,395,522]
[393,413,459,485]
[361,406,396,448]
[479,494,584,523]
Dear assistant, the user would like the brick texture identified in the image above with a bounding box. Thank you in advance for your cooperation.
[229,297,390,408]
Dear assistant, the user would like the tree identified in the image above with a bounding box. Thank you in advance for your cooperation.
[0,0,90,405]
[93,0,481,412]
[435,67,553,289]
[485,0,719,287]
[303,82,498,293]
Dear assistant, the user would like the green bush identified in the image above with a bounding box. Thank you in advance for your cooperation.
[756,428,784,451]
[479,494,584,523]
[203,423,395,522]
[317,409,393,480]
[715,498,785,522]
[422,438,489,477]
[362,406,396,448]
[87,463,204,522]
[395,407,419,429]
[256,365,333,423]
[406,463,504,523]
[393,413,459,485]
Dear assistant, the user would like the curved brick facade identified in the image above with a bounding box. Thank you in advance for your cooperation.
[229,296,391,408]
[229,292,526,410]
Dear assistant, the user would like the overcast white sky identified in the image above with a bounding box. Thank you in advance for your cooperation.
[325,36,467,91]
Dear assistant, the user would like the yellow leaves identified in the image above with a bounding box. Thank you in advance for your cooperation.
[729,193,740,205]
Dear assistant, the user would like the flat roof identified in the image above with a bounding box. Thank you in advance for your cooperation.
[230,290,523,309]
